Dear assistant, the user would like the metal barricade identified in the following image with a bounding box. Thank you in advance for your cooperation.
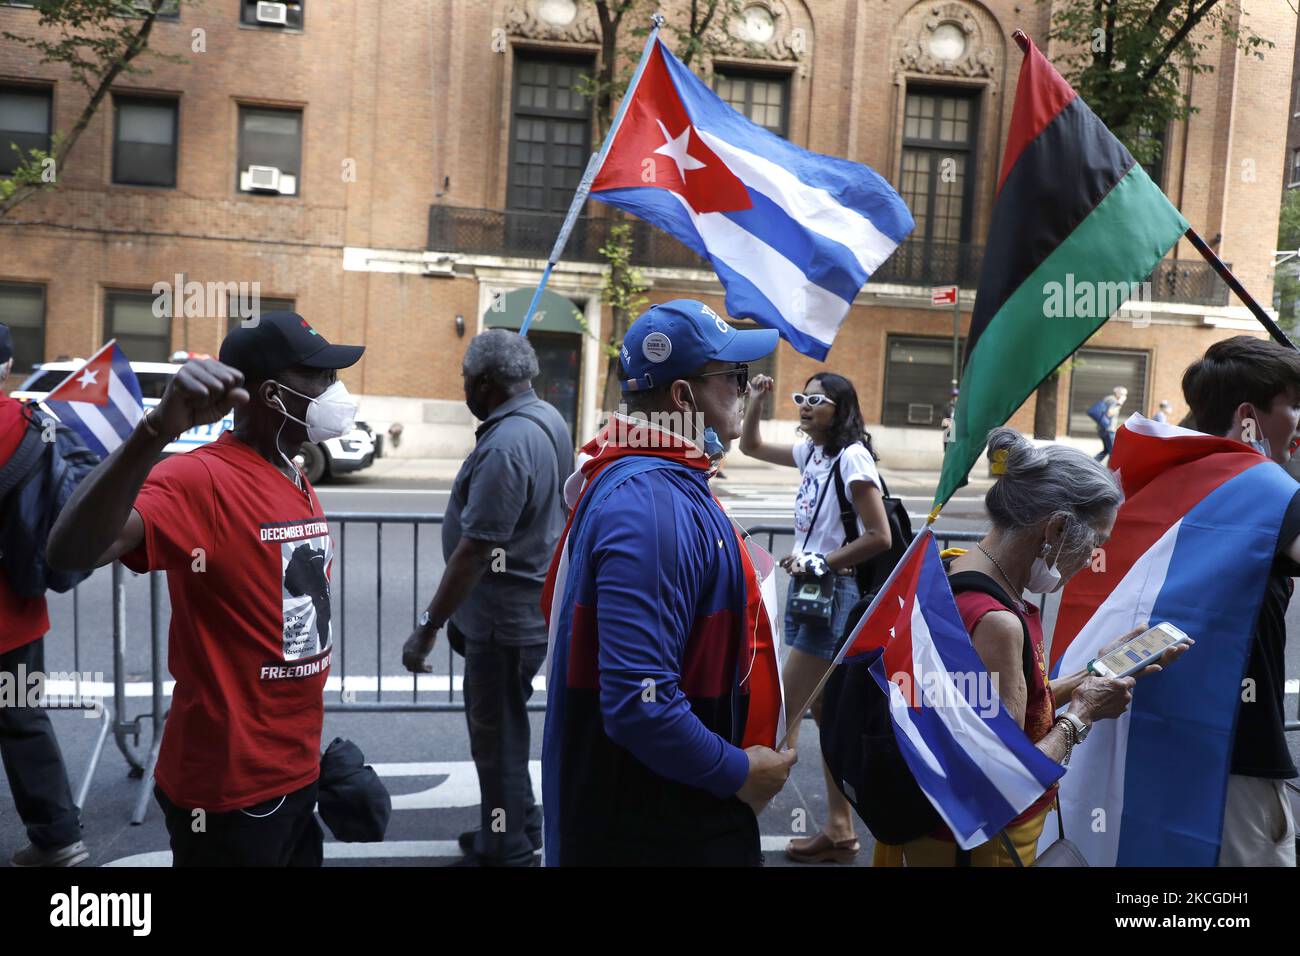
[325,512,485,713]
[48,513,1299,828]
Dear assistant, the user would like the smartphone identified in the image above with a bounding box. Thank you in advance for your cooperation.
[1089,622,1190,679]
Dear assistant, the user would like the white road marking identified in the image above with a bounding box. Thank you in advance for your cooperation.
[369,760,543,810]
[44,675,547,698]
[54,676,1300,700]
[105,837,817,865]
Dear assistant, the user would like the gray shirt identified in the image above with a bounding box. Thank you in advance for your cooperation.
[442,389,573,645]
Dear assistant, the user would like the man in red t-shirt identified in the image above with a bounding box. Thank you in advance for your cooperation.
[47,312,364,866]
[0,323,88,867]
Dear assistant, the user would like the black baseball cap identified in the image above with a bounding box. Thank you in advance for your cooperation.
[219,311,364,381]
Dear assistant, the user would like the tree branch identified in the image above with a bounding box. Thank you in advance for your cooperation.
[1141,0,1220,85]
[1,1,164,217]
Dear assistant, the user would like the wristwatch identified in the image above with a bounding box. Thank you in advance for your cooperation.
[1061,711,1090,744]
[1054,711,1090,766]
[418,610,434,630]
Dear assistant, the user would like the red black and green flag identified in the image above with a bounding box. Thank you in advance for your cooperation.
[933,33,1188,511]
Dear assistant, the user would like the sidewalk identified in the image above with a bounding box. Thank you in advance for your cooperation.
[352,450,999,494]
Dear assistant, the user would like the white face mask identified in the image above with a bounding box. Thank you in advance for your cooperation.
[273,380,357,442]
[1026,528,1068,594]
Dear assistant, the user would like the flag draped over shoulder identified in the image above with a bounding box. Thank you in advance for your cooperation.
[589,39,913,360]
[41,341,144,457]
[934,34,1189,509]
[1047,415,1298,866]
[835,529,1064,850]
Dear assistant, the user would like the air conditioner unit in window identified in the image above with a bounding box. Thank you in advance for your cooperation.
[256,1,289,25]
[241,165,296,195]
[907,403,935,425]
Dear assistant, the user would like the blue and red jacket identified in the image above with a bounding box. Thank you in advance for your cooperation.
[540,421,781,865]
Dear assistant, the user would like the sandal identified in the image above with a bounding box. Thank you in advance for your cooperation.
[785,831,860,864]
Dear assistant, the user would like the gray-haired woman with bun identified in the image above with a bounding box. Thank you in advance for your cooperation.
[877,427,1192,866]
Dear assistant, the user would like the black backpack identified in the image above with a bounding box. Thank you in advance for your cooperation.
[819,564,1035,846]
[0,402,100,597]
[830,459,914,594]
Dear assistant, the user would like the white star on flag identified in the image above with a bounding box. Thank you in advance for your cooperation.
[654,119,706,181]
[78,368,99,388]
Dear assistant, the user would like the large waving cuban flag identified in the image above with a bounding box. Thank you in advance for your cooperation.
[836,528,1065,850]
[589,39,914,360]
[1046,414,1298,866]
[42,340,144,457]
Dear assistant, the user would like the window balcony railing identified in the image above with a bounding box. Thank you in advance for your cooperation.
[426,204,707,270]
[427,205,1232,307]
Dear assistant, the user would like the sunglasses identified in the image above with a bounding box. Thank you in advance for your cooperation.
[692,363,750,394]
[792,392,836,408]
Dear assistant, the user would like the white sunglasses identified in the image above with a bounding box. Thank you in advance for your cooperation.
[792,392,835,408]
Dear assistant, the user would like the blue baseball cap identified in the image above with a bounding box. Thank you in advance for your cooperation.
[620,300,778,392]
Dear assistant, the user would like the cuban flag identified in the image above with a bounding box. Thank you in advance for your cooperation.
[42,340,144,457]
[589,39,914,359]
[1046,414,1298,866]
[835,528,1065,850]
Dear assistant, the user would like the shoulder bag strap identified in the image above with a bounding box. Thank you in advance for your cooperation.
[798,451,840,553]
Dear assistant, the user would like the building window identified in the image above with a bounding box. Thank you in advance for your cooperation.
[131,1,179,19]
[113,96,178,187]
[713,70,789,136]
[900,87,978,248]
[882,335,964,428]
[105,291,171,363]
[237,106,301,196]
[1291,148,1300,188]
[0,282,46,374]
[1133,125,1167,190]
[241,1,303,30]
[1067,347,1149,437]
[0,86,52,176]
[226,296,294,338]
[507,53,592,213]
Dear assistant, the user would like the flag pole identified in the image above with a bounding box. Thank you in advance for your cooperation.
[518,13,666,337]
[1183,227,1296,351]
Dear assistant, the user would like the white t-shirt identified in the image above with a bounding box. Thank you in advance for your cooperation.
[791,441,881,557]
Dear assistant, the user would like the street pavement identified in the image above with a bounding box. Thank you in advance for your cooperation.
[2,464,1296,867]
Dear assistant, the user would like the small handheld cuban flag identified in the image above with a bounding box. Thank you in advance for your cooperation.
[42,340,145,457]
[833,528,1065,850]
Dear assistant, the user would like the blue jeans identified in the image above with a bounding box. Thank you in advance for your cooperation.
[784,575,861,661]
[1094,425,1114,462]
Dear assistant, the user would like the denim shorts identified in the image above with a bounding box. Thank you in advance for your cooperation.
[783,574,861,661]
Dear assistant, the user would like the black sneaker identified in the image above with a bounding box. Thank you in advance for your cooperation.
[458,827,542,855]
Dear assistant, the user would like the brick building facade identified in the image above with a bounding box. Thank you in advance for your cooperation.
[1,0,1295,463]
